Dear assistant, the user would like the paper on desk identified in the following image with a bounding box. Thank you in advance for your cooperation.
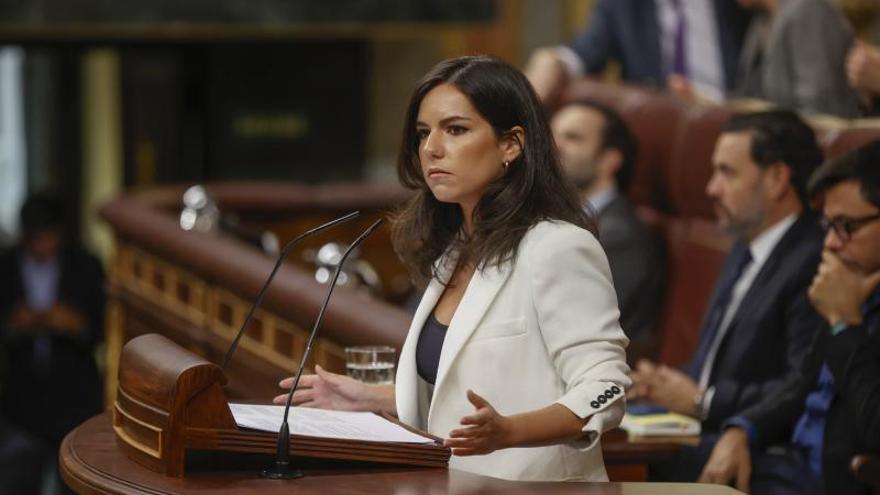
[229,403,435,444]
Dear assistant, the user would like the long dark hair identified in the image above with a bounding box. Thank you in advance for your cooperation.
[390,55,595,285]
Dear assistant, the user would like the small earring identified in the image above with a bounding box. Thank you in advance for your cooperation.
[503,160,510,169]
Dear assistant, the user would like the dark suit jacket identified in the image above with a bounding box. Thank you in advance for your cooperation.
[0,245,105,445]
[735,0,861,118]
[683,214,826,431]
[741,304,880,495]
[569,0,750,91]
[597,195,663,339]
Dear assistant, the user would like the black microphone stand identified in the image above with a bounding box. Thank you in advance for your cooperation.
[262,218,383,480]
[221,211,360,371]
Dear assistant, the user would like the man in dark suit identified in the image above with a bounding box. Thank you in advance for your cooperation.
[525,0,751,103]
[0,193,105,493]
[551,100,663,343]
[629,110,827,481]
[699,140,880,495]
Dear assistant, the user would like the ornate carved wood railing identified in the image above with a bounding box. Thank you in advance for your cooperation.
[100,182,413,404]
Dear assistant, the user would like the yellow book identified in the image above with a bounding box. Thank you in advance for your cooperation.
[620,412,701,437]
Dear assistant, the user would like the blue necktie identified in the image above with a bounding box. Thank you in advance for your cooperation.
[670,0,688,77]
[790,290,880,478]
[688,246,753,379]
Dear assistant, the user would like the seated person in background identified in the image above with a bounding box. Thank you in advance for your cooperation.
[0,192,105,492]
[630,110,827,481]
[699,140,880,495]
[734,0,861,117]
[846,41,880,115]
[551,100,664,343]
[524,0,750,104]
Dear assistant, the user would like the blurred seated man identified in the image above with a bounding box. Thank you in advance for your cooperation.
[550,100,663,343]
[846,41,880,115]
[699,140,880,495]
[0,192,105,492]
[735,0,861,117]
[525,0,751,104]
[630,111,826,481]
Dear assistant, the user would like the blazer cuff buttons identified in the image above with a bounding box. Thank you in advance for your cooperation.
[590,385,622,409]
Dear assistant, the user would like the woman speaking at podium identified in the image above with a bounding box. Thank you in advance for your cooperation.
[276,55,630,482]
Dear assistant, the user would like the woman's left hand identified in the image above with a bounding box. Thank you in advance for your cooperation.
[444,390,514,456]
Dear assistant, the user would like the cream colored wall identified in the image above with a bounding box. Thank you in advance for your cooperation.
[563,0,595,38]
[81,48,123,265]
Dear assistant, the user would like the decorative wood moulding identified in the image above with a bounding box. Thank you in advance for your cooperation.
[116,243,207,328]
[100,183,411,348]
[113,241,343,374]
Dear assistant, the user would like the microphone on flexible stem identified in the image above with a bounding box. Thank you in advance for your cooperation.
[262,218,384,480]
[221,211,361,371]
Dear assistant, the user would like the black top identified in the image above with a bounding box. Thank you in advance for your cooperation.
[415,312,449,385]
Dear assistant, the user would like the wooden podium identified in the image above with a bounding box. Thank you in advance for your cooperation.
[62,332,744,493]
[62,414,746,494]
[112,333,449,477]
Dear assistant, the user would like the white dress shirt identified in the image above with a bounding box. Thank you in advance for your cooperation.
[655,0,725,101]
[699,214,798,413]
[557,0,725,100]
[21,253,59,311]
[586,187,617,215]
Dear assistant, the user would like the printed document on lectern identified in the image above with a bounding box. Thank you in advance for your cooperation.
[229,403,435,444]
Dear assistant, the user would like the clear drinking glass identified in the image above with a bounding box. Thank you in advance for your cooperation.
[345,345,396,384]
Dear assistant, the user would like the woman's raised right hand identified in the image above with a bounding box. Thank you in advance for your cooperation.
[273,365,370,411]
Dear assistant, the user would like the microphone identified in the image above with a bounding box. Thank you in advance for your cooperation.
[221,211,360,370]
[262,218,384,480]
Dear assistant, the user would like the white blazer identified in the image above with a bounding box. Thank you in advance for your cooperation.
[395,220,631,482]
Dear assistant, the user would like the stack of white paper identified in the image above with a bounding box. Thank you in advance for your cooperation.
[229,403,435,444]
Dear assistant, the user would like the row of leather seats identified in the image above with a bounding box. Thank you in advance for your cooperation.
[559,80,880,365]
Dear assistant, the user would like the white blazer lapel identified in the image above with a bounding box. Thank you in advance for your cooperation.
[395,258,452,426]
[430,262,512,412]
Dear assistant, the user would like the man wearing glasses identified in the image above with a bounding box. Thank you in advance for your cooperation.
[699,140,880,495]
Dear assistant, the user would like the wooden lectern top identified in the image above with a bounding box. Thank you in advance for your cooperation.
[112,333,449,477]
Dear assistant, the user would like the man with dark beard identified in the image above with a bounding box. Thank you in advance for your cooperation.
[551,100,663,342]
[628,110,827,481]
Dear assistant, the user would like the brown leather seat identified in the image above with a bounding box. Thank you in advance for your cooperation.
[822,125,880,160]
[654,217,731,365]
[665,105,736,219]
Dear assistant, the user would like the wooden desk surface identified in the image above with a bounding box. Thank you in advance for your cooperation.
[60,414,741,495]
[602,427,696,464]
